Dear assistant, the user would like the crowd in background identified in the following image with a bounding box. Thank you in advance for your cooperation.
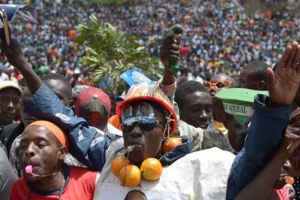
[1,0,299,86]
[1,1,300,199]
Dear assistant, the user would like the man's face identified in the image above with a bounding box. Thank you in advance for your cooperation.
[19,126,63,182]
[238,70,260,90]
[122,102,166,166]
[0,88,21,125]
[43,79,70,107]
[208,75,232,96]
[180,91,212,129]
[208,74,233,122]
[140,104,150,116]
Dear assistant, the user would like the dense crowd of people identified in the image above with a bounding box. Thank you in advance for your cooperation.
[0,0,299,86]
[1,0,300,200]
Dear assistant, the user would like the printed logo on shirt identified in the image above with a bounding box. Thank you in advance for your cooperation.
[90,136,105,147]
[78,129,84,142]
[55,113,71,121]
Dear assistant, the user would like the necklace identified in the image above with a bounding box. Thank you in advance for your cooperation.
[27,171,65,200]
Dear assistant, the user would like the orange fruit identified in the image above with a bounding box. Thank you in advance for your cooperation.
[140,158,162,181]
[118,165,141,188]
[162,137,182,154]
[111,156,130,177]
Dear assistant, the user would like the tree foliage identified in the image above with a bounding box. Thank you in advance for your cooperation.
[75,14,163,92]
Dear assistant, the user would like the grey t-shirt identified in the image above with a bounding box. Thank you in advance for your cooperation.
[0,147,17,200]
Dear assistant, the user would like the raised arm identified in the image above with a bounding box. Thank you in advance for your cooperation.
[227,42,300,199]
[0,39,42,95]
[0,38,111,171]
[25,84,112,171]
[234,124,300,200]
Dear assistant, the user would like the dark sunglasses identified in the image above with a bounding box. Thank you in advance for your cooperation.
[121,116,160,133]
[203,80,232,90]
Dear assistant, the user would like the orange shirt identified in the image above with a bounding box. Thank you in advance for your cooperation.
[108,114,122,130]
[69,30,76,39]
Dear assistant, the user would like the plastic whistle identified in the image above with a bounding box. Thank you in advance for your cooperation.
[24,164,58,177]
[25,165,33,174]
[163,24,183,73]
[284,175,294,185]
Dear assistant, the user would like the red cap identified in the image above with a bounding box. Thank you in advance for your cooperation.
[75,87,111,116]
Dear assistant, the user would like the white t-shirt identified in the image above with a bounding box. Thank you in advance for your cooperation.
[94,141,235,200]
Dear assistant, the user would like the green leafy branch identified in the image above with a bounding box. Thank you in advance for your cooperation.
[75,14,163,92]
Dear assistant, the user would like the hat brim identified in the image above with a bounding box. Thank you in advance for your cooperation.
[0,84,22,95]
[215,88,269,106]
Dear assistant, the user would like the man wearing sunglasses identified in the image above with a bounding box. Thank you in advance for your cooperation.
[0,36,236,199]
[204,74,237,148]
[3,35,300,199]
[0,34,181,172]
[96,42,300,199]
[204,74,235,124]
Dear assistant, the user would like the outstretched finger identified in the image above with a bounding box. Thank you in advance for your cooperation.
[292,44,300,70]
[286,42,298,69]
[277,44,292,70]
[296,45,300,74]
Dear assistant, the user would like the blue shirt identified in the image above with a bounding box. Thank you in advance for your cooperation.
[25,84,112,172]
[226,94,290,199]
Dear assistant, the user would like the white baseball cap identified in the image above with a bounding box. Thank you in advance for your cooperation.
[0,81,22,94]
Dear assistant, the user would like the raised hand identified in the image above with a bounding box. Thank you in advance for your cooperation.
[267,42,300,106]
[0,38,42,94]
[159,35,181,71]
[0,38,27,70]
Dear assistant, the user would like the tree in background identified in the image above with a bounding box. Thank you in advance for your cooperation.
[75,14,163,93]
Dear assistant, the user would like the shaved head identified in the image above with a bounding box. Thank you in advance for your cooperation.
[211,74,235,83]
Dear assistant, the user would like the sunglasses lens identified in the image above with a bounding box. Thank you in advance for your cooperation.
[203,82,210,88]
[122,116,158,132]
[138,116,157,130]
[122,118,136,133]
[216,82,227,88]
